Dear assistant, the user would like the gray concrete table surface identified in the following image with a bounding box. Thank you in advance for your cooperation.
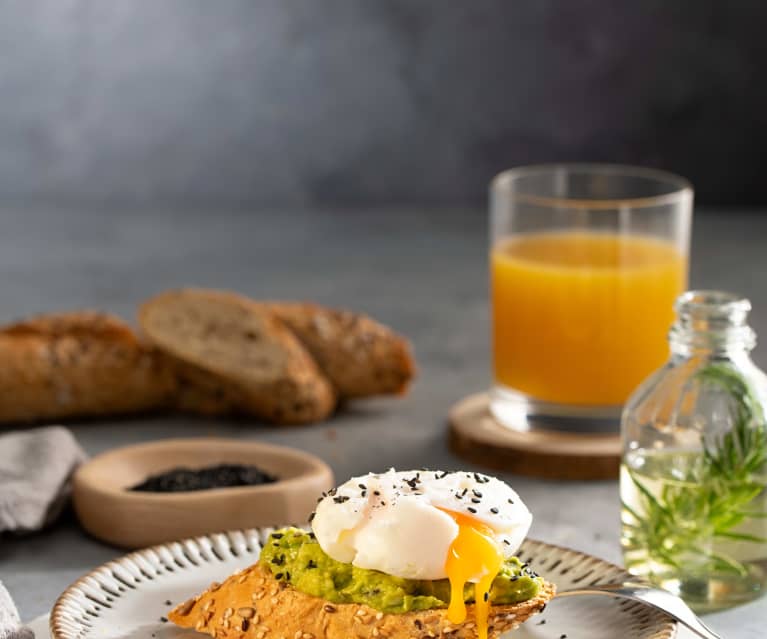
[0,207,765,637]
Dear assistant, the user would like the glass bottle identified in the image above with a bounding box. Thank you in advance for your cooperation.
[621,290,767,612]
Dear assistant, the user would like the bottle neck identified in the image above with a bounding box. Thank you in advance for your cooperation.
[668,290,756,359]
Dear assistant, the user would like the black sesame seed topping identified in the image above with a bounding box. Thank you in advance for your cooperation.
[467,507,477,514]
[483,592,489,602]
[471,498,481,504]
[358,483,366,489]
[275,572,283,580]
[285,571,291,581]
[472,490,482,498]
[328,487,337,496]
[272,533,283,539]
[536,619,546,625]
[503,539,510,545]
[159,617,168,623]
[507,498,514,504]
[490,507,499,514]
[333,495,350,504]
[307,559,317,569]
[308,532,316,539]
[373,490,381,496]
[461,488,468,497]
[308,512,316,523]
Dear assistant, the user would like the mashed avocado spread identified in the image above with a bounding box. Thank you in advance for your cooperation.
[259,528,541,614]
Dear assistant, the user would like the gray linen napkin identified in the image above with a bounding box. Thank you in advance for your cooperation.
[0,581,33,639]
[0,426,86,533]
[0,426,86,639]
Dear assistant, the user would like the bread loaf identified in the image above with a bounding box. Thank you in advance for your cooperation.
[268,302,415,398]
[139,289,336,425]
[0,311,174,422]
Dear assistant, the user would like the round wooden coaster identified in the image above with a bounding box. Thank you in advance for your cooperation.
[448,392,621,480]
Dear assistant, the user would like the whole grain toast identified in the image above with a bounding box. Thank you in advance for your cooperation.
[0,311,174,422]
[169,562,555,639]
[139,289,336,425]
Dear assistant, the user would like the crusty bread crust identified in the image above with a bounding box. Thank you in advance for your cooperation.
[0,311,174,422]
[169,563,555,639]
[139,289,336,425]
[268,302,415,398]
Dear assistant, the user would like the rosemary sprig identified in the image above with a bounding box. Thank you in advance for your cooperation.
[622,363,767,576]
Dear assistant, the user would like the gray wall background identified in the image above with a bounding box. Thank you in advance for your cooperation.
[1,1,765,208]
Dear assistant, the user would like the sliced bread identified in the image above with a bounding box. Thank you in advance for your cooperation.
[139,289,336,425]
[169,561,555,639]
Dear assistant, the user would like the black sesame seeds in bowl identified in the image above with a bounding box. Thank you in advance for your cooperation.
[130,463,277,493]
[72,437,334,549]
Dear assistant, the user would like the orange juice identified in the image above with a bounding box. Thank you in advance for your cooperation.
[491,232,687,405]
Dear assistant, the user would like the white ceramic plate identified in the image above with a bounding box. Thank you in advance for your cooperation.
[51,528,676,639]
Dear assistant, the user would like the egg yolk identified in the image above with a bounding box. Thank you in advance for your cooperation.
[441,510,503,639]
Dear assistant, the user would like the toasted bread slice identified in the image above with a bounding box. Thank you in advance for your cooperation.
[139,289,336,425]
[0,311,174,422]
[169,563,555,639]
[268,302,415,398]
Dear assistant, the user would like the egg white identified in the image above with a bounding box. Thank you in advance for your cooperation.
[311,469,532,580]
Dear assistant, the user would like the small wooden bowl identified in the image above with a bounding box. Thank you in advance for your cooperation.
[72,438,334,549]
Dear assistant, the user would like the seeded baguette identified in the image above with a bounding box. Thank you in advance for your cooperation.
[267,302,415,398]
[169,563,555,639]
[139,289,336,425]
[0,311,174,422]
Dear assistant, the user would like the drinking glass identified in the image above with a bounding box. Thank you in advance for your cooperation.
[490,164,693,432]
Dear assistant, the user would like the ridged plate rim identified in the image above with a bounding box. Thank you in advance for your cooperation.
[51,527,677,639]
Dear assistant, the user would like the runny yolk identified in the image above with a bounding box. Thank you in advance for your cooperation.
[441,510,503,639]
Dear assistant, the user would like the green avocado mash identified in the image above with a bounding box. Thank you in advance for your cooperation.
[259,528,541,614]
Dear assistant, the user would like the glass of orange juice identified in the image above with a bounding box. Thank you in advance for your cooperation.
[490,164,692,432]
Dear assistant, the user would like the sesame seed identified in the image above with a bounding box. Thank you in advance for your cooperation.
[468,507,477,514]
[490,507,499,514]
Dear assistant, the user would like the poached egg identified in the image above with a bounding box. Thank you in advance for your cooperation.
[311,469,532,639]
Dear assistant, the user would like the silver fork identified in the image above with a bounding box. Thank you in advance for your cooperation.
[556,582,722,639]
